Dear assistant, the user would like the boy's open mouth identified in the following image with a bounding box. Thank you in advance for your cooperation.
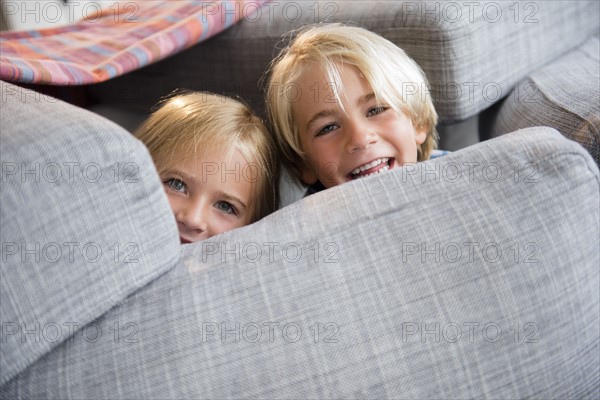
[348,157,394,180]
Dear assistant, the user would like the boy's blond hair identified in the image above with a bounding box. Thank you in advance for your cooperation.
[266,23,439,185]
[135,91,279,222]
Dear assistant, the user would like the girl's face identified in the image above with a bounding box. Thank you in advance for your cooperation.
[292,63,427,188]
[160,147,254,244]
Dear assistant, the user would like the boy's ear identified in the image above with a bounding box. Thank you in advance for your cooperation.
[415,125,428,145]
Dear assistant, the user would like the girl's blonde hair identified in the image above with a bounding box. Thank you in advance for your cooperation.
[266,23,439,184]
[135,90,279,222]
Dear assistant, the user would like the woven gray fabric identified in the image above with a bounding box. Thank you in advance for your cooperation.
[0,81,180,387]
[2,126,598,398]
[491,35,600,165]
[89,1,599,122]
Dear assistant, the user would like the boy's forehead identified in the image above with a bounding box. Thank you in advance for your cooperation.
[295,62,372,102]
[297,60,366,80]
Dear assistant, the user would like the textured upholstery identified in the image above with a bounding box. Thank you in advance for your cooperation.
[2,82,598,398]
[491,35,600,165]
[0,80,181,387]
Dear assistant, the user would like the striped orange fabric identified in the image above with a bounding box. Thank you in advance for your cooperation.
[0,1,266,85]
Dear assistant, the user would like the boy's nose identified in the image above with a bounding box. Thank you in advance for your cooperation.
[345,122,377,152]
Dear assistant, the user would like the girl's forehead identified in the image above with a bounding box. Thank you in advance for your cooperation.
[161,141,234,166]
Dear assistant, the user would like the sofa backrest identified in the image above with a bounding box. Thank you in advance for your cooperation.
[88,0,600,122]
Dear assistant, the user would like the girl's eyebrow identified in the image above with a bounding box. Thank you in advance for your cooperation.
[161,169,194,183]
[162,169,248,210]
[217,191,247,210]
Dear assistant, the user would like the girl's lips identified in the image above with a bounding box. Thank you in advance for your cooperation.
[180,237,192,244]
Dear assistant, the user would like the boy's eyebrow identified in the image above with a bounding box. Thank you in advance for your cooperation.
[358,93,376,105]
[306,109,337,131]
[305,93,377,131]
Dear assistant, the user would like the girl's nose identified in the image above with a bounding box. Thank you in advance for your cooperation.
[177,201,208,233]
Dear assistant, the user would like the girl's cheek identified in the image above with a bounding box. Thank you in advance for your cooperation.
[218,214,244,234]
[211,217,228,236]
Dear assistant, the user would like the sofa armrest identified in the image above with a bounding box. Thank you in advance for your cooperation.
[0,81,180,386]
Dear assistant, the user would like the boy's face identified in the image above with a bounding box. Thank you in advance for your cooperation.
[292,63,427,188]
[160,147,254,244]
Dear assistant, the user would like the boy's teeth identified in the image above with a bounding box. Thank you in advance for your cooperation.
[361,165,389,178]
[352,158,389,175]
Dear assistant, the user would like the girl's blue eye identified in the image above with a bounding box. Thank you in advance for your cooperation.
[166,178,186,193]
[316,123,338,137]
[216,201,236,215]
[367,106,389,117]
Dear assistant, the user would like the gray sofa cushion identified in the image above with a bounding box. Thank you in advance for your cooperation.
[491,35,600,165]
[2,121,598,397]
[0,81,180,386]
[88,0,599,122]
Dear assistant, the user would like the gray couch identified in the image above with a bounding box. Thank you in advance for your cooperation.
[1,1,600,398]
[1,79,599,398]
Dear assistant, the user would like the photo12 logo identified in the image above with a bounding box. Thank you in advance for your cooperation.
[1,81,59,103]
[400,241,539,264]
[401,321,540,344]
[1,1,140,26]
[1,162,140,184]
[398,2,540,24]
[199,241,339,264]
[1,321,139,344]
[201,321,340,344]
[2,241,140,264]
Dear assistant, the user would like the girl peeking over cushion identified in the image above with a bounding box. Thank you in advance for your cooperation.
[135,91,279,244]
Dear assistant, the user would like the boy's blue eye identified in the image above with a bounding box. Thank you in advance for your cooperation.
[166,178,186,193]
[216,201,237,215]
[316,123,338,137]
[367,106,389,117]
